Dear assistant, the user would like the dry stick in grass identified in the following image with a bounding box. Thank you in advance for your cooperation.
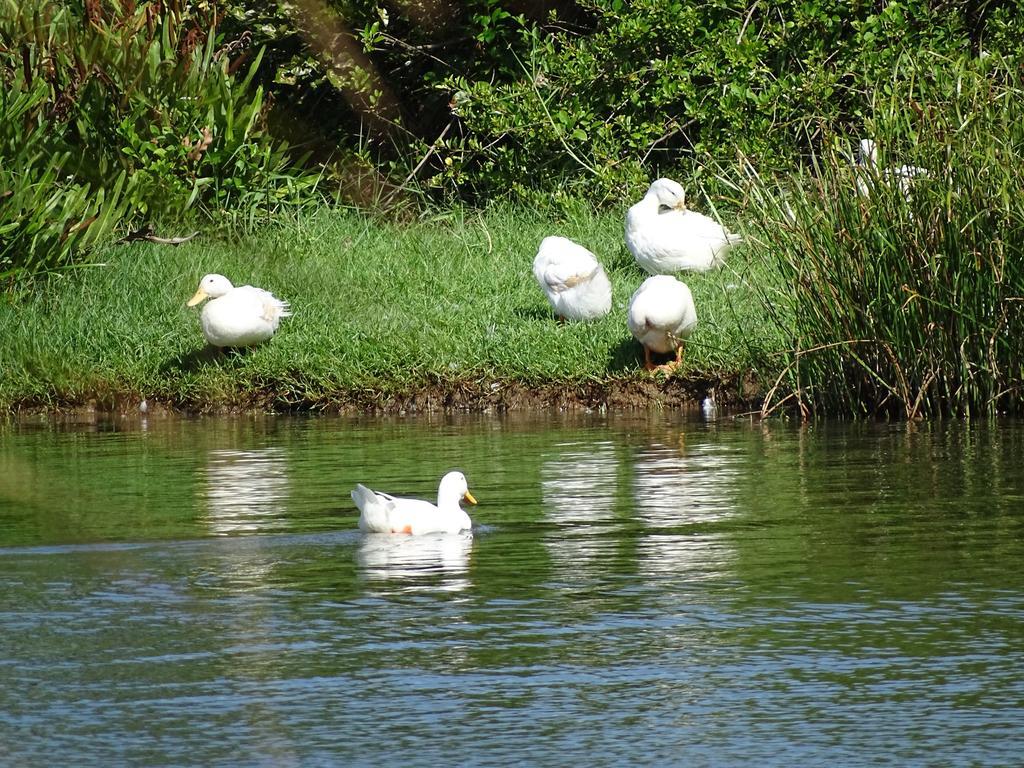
[117,226,199,245]
[381,122,453,209]
[758,338,904,419]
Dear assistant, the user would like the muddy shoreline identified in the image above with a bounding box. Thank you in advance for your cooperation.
[6,374,764,419]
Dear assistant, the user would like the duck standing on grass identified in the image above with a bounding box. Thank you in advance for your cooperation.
[532,235,612,321]
[186,274,291,349]
[627,274,697,373]
[625,178,742,274]
[352,471,477,535]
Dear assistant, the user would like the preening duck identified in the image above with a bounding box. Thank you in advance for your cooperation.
[187,274,290,348]
[625,178,742,274]
[627,274,697,372]
[352,470,477,535]
[532,236,612,321]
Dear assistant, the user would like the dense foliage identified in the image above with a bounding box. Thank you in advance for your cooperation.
[227,0,1024,204]
[0,0,314,277]
[4,0,1024,275]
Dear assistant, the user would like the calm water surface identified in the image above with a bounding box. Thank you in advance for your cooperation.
[1,412,1023,766]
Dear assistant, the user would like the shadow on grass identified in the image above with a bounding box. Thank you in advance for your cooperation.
[606,248,645,274]
[608,336,644,373]
[607,337,691,374]
[513,305,557,322]
[160,345,241,374]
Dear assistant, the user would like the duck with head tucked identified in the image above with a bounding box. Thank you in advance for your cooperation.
[187,274,291,349]
[625,178,742,274]
[627,274,697,373]
[532,235,612,322]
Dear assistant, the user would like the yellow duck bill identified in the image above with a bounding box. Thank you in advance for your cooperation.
[186,288,209,307]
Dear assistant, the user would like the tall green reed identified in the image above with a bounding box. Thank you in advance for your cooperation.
[744,54,1024,419]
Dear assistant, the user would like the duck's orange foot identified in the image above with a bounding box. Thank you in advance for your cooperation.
[643,346,682,376]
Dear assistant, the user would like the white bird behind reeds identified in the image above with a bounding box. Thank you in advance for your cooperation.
[856,138,929,198]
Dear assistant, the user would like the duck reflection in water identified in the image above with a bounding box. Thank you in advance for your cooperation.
[356,533,473,593]
[204,446,289,536]
[631,429,739,580]
[540,440,622,577]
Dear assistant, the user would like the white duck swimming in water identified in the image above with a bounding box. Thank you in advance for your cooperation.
[625,178,742,274]
[532,236,612,321]
[187,274,291,348]
[351,471,477,535]
[627,274,697,372]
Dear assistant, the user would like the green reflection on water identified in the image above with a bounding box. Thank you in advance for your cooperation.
[3,413,1023,601]
[2,414,1024,765]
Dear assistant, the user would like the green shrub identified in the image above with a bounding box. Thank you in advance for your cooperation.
[743,53,1024,418]
[439,0,1014,204]
[214,0,538,198]
[154,1,1024,208]
[0,73,129,278]
[0,0,316,278]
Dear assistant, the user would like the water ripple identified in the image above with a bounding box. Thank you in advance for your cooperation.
[2,416,1024,765]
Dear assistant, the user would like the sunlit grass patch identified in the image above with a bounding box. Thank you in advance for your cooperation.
[0,207,779,412]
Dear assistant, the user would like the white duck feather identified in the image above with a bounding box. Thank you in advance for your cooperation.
[532,236,612,321]
[187,273,290,348]
[856,138,929,197]
[627,274,697,371]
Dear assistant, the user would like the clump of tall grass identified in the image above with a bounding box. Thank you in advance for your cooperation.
[743,54,1024,419]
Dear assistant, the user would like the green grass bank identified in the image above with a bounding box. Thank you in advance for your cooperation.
[0,209,781,414]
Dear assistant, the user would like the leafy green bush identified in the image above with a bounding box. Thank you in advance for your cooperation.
[152,1,1023,208]
[5,0,1024,279]
[0,0,316,278]
[743,53,1024,418]
[440,0,1019,203]
[0,72,130,277]
[213,0,541,205]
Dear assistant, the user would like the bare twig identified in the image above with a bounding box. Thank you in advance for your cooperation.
[118,226,199,245]
[639,118,697,165]
[759,337,899,419]
[514,51,600,177]
[736,1,760,44]
[382,121,452,206]
[377,33,470,69]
